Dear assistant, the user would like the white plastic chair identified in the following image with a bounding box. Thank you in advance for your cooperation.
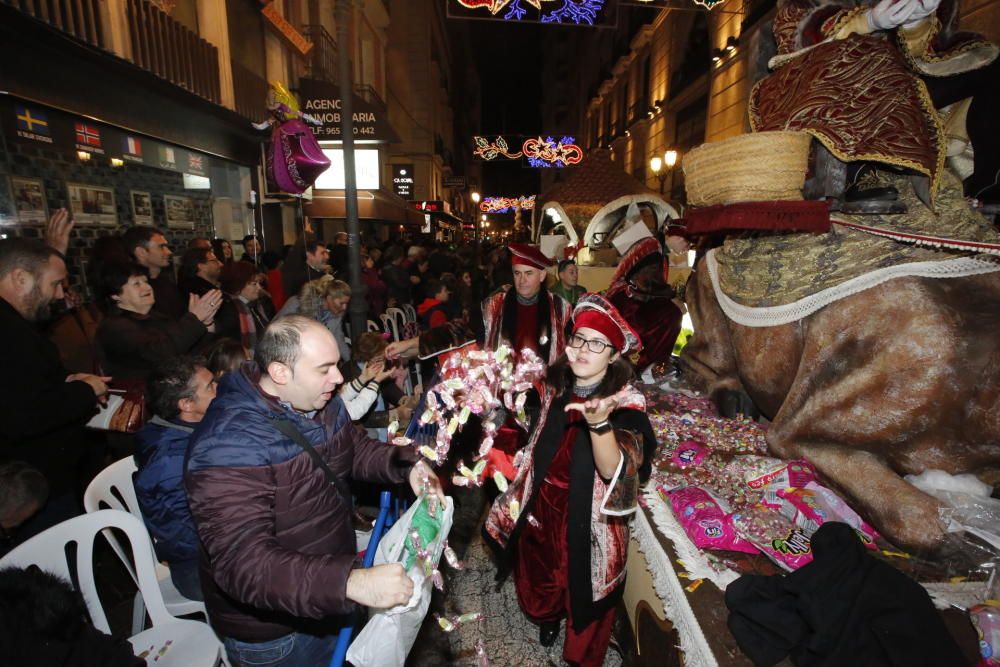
[84,457,208,633]
[366,319,382,333]
[380,313,400,341]
[0,510,225,666]
[401,304,417,325]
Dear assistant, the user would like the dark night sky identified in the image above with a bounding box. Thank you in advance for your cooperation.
[463,20,545,200]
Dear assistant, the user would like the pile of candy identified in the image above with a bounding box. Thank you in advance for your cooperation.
[646,387,879,571]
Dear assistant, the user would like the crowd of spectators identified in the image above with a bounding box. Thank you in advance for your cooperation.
[0,211,532,664]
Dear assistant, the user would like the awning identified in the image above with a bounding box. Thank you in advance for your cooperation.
[427,210,465,229]
[305,189,424,226]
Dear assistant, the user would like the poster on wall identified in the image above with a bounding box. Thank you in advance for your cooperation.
[164,194,195,229]
[131,190,153,224]
[10,176,48,224]
[67,182,116,226]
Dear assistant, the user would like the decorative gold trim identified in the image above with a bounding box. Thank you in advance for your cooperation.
[830,7,870,40]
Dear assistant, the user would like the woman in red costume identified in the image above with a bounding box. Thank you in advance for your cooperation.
[485,293,656,667]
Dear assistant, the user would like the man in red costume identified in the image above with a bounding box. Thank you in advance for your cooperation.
[606,227,686,378]
[482,243,572,478]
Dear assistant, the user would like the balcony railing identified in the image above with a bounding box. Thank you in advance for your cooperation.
[126,0,220,104]
[232,60,268,122]
[4,0,105,49]
[302,23,337,83]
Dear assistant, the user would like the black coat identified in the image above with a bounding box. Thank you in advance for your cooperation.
[148,272,185,320]
[96,309,206,382]
[0,298,98,495]
[725,521,967,667]
[178,274,217,300]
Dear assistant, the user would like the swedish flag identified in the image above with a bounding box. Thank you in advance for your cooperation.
[15,105,49,135]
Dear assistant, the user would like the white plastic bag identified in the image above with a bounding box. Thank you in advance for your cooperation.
[346,495,454,667]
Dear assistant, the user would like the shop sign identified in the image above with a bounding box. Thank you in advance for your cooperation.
[261,2,313,56]
[444,175,466,190]
[392,164,415,198]
[298,78,401,143]
[408,200,446,213]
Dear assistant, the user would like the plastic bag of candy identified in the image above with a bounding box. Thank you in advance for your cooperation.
[731,505,814,571]
[668,486,759,554]
[744,458,817,492]
[773,482,880,549]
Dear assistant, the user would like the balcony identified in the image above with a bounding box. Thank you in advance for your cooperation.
[126,0,220,104]
[232,60,268,122]
[3,0,105,48]
[302,23,338,83]
[6,0,220,105]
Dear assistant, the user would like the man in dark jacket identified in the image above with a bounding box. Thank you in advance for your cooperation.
[134,355,217,601]
[177,247,222,299]
[122,226,185,319]
[281,234,330,300]
[0,238,108,539]
[186,315,443,667]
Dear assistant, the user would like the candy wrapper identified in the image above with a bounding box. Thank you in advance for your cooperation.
[668,486,759,554]
[775,483,880,549]
[744,458,816,492]
[731,505,814,571]
[971,603,1000,666]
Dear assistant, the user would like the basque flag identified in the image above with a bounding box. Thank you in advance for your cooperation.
[15,105,49,135]
[75,122,102,148]
[123,136,142,157]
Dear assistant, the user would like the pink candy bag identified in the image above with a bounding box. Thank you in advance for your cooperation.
[731,505,814,570]
[776,482,880,549]
[669,486,758,554]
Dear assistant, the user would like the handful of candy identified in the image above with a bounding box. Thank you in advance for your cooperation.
[394,344,546,480]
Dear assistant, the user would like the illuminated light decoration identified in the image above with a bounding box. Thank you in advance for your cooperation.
[522,136,584,168]
[473,135,523,161]
[692,0,725,8]
[449,0,614,26]
[480,195,537,213]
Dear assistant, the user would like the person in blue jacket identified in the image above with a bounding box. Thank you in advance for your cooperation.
[133,355,217,600]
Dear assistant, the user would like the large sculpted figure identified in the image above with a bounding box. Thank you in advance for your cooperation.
[679,0,1000,556]
[752,0,999,207]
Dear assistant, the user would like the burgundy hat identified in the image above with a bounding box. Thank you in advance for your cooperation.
[508,243,553,271]
[572,293,643,355]
[610,236,663,286]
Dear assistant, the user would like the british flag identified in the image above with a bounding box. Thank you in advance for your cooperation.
[188,154,204,172]
[74,122,102,148]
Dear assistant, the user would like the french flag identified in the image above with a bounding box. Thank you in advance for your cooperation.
[123,136,142,156]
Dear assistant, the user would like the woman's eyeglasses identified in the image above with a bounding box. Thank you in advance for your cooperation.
[567,333,614,354]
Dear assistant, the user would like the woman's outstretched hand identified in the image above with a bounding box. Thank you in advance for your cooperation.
[564,395,619,425]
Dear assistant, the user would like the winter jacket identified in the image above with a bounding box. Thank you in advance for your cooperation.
[96,309,206,381]
[133,416,200,566]
[0,298,97,496]
[417,297,449,330]
[185,363,418,642]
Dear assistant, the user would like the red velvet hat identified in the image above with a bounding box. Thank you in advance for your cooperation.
[572,293,643,355]
[610,236,663,286]
[508,243,553,270]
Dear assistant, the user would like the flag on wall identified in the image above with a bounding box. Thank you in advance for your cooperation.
[123,136,142,157]
[159,145,176,169]
[15,105,50,135]
[74,122,102,148]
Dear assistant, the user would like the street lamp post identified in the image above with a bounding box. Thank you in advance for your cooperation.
[471,191,481,243]
[650,150,679,196]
